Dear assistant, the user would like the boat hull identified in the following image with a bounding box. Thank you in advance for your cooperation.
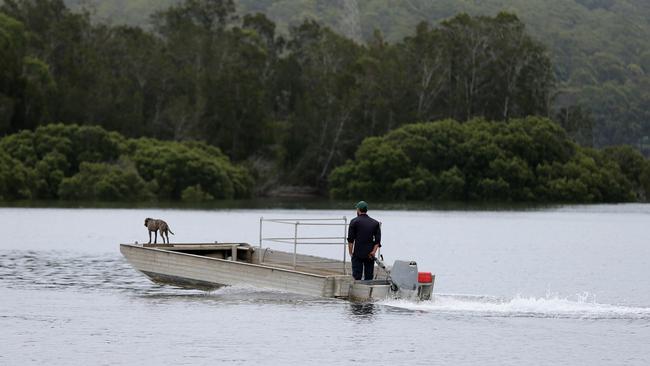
[348,280,392,302]
[120,244,353,298]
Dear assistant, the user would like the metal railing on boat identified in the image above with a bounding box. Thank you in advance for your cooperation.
[259,217,349,274]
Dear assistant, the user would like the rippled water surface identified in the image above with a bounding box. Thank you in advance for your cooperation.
[1,206,650,365]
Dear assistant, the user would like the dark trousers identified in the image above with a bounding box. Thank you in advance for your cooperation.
[351,256,374,280]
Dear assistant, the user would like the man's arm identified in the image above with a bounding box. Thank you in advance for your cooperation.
[369,222,382,257]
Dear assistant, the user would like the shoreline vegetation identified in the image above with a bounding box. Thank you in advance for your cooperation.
[330,117,650,203]
[1,0,649,204]
[2,121,649,204]
[0,198,585,211]
[0,124,252,201]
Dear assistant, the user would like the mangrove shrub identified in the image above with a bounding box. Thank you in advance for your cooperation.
[0,124,253,201]
[329,117,648,203]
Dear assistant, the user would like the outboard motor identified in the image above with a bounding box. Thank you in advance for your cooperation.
[388,260,434,301]
[349,256,435,302]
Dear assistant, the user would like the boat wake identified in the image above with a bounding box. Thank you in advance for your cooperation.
[4,250,650,319]
[380,293,650,320]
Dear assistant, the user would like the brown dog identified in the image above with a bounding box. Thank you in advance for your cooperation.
[144,218,175,244]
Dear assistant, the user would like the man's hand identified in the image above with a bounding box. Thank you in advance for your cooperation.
[369,243,380,259]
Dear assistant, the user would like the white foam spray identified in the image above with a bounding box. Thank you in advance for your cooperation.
[381,293,650,320]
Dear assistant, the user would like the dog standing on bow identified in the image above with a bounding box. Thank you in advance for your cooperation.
[144,218,175,244]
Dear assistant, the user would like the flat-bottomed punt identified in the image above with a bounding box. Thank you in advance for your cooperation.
[120,242,356,298]
[120,217,434,301]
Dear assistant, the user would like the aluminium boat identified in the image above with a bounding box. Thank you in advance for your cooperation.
[120,217,434,301]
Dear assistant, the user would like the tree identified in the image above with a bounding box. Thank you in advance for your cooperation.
[282,20,363,187]
[555,105,594,147]
[0,12,55,134]
[439,13,553,121]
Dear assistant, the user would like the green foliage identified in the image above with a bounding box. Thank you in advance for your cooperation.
[0,123,253,201]
[603,145,646,184]
[0,11,55,133]
[34,151,68,198]
[129,139,251,199]
[0,2,555,189]
[602,145,650,199]
[29,0,650,150]
[0,149,34,199]
[0,123,124,173]
[279,12,552,186]
[1,0,649,199]
[535,150,634,202]
[234,0,650,148]
[181,185,214,202]
[0,12,25,132]
[329,117,643,203]
[58,161,153,201]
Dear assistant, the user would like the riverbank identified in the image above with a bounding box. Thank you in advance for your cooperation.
[0,198,582,211]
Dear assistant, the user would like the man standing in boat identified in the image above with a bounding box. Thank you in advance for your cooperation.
[347,201,381,280]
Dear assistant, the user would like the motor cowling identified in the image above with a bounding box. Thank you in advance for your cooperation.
[390,260,418,290]
[390,260,434,301]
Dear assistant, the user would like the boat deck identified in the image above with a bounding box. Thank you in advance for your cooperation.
[140,242,353,277]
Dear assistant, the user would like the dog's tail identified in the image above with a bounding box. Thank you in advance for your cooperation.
[168,228,175,235]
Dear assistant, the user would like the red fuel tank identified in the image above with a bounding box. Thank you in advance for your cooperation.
[418,272,433,283]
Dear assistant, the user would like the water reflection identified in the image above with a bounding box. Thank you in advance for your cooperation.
[0,250,155,293]
[348,303,377,320]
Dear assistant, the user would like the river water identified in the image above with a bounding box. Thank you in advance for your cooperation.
[1,205,649,365]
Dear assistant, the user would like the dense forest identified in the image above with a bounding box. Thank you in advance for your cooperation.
[58,0,650,150]
[0,0,648,202]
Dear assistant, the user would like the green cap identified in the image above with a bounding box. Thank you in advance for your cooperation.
[355,201,368,210]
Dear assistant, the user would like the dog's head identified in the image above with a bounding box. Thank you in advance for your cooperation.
[144,218,152,227]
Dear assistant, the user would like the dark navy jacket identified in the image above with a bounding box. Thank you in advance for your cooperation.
[347,214,381,258]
